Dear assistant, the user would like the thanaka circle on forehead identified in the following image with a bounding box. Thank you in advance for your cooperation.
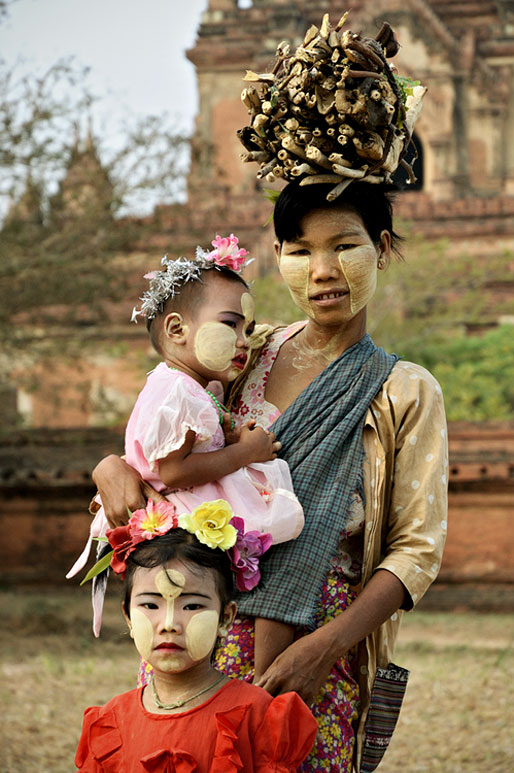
[155,568,185,598]
[194,322,238,371]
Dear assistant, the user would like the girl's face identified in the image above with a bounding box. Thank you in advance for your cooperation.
[274,206,390,330]
[125,559,235,677]
[164,275,256,386]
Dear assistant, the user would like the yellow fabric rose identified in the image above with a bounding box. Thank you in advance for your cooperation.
[178,499,237,551]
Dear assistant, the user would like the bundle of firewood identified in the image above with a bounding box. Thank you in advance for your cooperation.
[239,12,425,200]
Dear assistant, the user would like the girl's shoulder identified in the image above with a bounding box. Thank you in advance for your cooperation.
[210,681,318,768]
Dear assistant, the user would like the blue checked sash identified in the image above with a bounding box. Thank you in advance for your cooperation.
[236,334,397,628]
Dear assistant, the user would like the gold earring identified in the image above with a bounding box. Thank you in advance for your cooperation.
[378,258,386,269]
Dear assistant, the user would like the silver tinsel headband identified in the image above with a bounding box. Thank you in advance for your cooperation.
[131,235,252,323]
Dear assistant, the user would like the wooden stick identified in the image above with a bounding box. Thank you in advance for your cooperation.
[331,164,366,178]
[300,173,342,186]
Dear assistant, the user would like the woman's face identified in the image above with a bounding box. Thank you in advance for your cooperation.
[274,206,390,329]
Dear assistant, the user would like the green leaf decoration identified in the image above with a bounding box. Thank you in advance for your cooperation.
[262,188,281,204]
[80,550,114,585]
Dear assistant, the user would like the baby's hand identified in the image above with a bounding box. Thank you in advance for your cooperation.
[221,411,240,446]
[238,421,281,464]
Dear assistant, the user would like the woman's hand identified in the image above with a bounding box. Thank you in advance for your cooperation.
[92,455,165,528]
[253,629,334,706]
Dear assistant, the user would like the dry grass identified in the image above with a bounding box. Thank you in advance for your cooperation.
[1,587,513,772]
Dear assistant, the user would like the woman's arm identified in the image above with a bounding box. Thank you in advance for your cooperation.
[92,455,167,527]
[254,568,405,704]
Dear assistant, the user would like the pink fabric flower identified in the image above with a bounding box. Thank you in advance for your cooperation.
[129,499,178,540]
[105,500,178,578]
[207,234,249,272]
[228,516,273,592]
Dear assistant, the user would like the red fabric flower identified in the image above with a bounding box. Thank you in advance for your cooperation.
[106,525,144,579]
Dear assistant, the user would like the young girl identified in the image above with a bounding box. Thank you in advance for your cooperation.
[69,235,303,678]
[75,499,317,771]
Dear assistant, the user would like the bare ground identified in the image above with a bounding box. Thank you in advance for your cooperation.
[1,587,513,772]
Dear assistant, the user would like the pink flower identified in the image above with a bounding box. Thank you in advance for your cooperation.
[206,234,249,272]
[129,499,178,540]
[228,516,273,592]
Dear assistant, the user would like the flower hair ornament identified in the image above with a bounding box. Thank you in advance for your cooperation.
[83,498,272,594]
[239,11,426,201]
[131,234,253,323]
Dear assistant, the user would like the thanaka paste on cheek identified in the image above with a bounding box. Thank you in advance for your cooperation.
[241,292,255,329]
[194,322,237,371]
[338,245,377,314]
[278,255,313,318]
[130,608,154,662]
[185,610,220,660]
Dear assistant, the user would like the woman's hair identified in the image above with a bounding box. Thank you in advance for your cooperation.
[147,266,250,354]
[273,181,403,257]
[122,528,235,615]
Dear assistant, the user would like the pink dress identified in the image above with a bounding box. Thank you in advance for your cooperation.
[124,364,303,539]
[68,364,304,622]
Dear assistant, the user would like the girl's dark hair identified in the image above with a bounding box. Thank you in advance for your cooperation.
[122,528,235,615]
[273,181,403,257]
[147,266,250,354]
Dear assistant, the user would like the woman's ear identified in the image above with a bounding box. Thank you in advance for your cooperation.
[377,230,391,270]
[164,312,189,344]
[218,600,237,637]
[122,603,134,638]
[273,239,281,266]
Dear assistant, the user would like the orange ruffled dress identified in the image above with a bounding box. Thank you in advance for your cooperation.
[75,679,317,772]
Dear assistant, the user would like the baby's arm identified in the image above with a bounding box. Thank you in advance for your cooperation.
[253,618,295,683]
[158,423,281,490]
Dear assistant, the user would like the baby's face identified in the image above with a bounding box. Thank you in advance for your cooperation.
[188,274,256,385]
[126,559,228,677]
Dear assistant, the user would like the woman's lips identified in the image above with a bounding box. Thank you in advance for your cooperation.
[155,642,183,651]
[309,289,348,305]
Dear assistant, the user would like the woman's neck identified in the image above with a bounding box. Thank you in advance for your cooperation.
[298,312,367,364]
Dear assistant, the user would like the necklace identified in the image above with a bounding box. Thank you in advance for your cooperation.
[150,672,225,711]
[205,389,235,430]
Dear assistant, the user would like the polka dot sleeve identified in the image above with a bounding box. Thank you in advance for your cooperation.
[374,362,448,609]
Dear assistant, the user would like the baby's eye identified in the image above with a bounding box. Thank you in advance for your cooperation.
[140,602,159,610]
[336,243,357,252]
[221,320,237,329]
[183,602,204,611]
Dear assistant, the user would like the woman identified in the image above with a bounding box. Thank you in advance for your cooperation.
[93,180,447,772]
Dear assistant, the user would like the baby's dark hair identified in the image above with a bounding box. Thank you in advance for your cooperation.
[122,528,235,616]
[273,181,403,257]
[147,266,250,355]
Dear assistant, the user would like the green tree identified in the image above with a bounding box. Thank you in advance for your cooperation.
[0,58,188,351]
